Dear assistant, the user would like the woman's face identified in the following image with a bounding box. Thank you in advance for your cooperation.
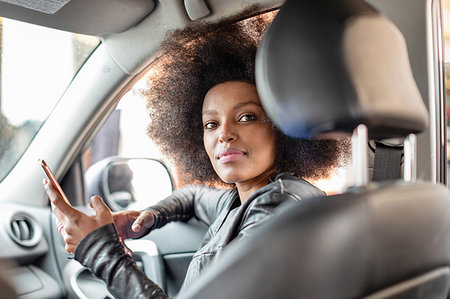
[202,81,276,184]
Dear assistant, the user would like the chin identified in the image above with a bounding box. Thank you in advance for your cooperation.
[219,177,237,184]
[217,173,241,184]
[214,165,252,184]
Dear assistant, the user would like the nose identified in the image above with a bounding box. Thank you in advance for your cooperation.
[218,123,237,143]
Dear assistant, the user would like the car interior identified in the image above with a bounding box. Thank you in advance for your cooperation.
[0,0,449,298]
[178,0,450,298]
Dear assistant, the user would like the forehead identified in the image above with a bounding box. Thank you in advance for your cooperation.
[202,81,261,111]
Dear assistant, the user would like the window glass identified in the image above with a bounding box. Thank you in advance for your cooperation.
[82,74,163,169]
[0,17,99,182]
[82,74,171,209]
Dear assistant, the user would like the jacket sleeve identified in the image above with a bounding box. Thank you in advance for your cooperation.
[147,185,228,229]
[75,223,170,299]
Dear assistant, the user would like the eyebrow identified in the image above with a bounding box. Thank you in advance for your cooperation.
[202,101,262,116]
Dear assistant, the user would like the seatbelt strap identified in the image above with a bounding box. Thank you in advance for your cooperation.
[372,142,403,181]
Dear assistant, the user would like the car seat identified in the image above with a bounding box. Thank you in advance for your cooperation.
[180,0,450,298]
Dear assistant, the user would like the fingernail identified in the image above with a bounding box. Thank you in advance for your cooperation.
[132,224,141,232]
[42,178,48,185]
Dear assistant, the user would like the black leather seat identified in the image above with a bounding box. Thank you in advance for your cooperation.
[180,0,450,298]
[184,182,450,298]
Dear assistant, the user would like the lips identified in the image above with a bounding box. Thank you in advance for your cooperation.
[217,148,245,163]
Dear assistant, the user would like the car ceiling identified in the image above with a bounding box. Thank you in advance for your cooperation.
[0,0,155,35]
[0,0,284,76]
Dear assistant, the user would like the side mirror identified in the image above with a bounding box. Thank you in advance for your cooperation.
[85,157,173,211]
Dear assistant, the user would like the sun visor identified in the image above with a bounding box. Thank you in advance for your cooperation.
[0,0,155,35]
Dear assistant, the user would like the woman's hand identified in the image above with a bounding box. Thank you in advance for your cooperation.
[112,210,155,240]
[43,178,113,254]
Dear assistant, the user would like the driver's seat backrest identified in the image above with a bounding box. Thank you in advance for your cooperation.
[180,0,450,298]
[183,182,450,299]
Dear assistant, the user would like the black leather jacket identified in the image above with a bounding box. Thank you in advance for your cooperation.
[75,173,324,298]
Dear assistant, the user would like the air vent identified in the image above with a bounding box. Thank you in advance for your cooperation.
[8,214,42,248]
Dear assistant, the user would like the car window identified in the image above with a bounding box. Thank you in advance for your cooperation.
[82,73,163,168]
[0,17,100,182]
[82,73,172,209]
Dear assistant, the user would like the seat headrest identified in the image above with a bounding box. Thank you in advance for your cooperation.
[256,0,429,139]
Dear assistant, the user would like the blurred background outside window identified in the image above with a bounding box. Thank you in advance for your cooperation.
[0,17,99,182]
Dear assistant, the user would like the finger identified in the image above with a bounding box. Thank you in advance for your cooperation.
[61,228,80,253]
[58,224,69,242]
[56,223,64,233]
[51,204,67,224]
[132,211,155,232]
[65,243,75,255]
[43,180,75,216]
[113,210,139,225]
[112,212,121,223]
[112,212,128,230]
[89,195,110,216]
[53,214,63,229]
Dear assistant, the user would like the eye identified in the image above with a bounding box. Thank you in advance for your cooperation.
[238,113,257,122]
[204,121,218,130]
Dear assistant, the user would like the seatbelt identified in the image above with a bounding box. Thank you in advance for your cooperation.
[372,141,403,181]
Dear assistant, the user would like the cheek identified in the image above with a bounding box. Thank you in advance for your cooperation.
[257,129,277,162]
[203,133,216,162]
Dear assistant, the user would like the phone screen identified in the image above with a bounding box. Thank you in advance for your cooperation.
[39,159,70,204]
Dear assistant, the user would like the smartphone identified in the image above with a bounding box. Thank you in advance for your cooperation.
[39,159,70,204]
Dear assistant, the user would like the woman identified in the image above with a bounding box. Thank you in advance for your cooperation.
[44,12,347,298]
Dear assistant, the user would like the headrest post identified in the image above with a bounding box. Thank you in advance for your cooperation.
[403,134,417,182]
[352,124,369,187]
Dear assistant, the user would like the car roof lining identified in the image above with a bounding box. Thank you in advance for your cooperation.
[101,0,284,76]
